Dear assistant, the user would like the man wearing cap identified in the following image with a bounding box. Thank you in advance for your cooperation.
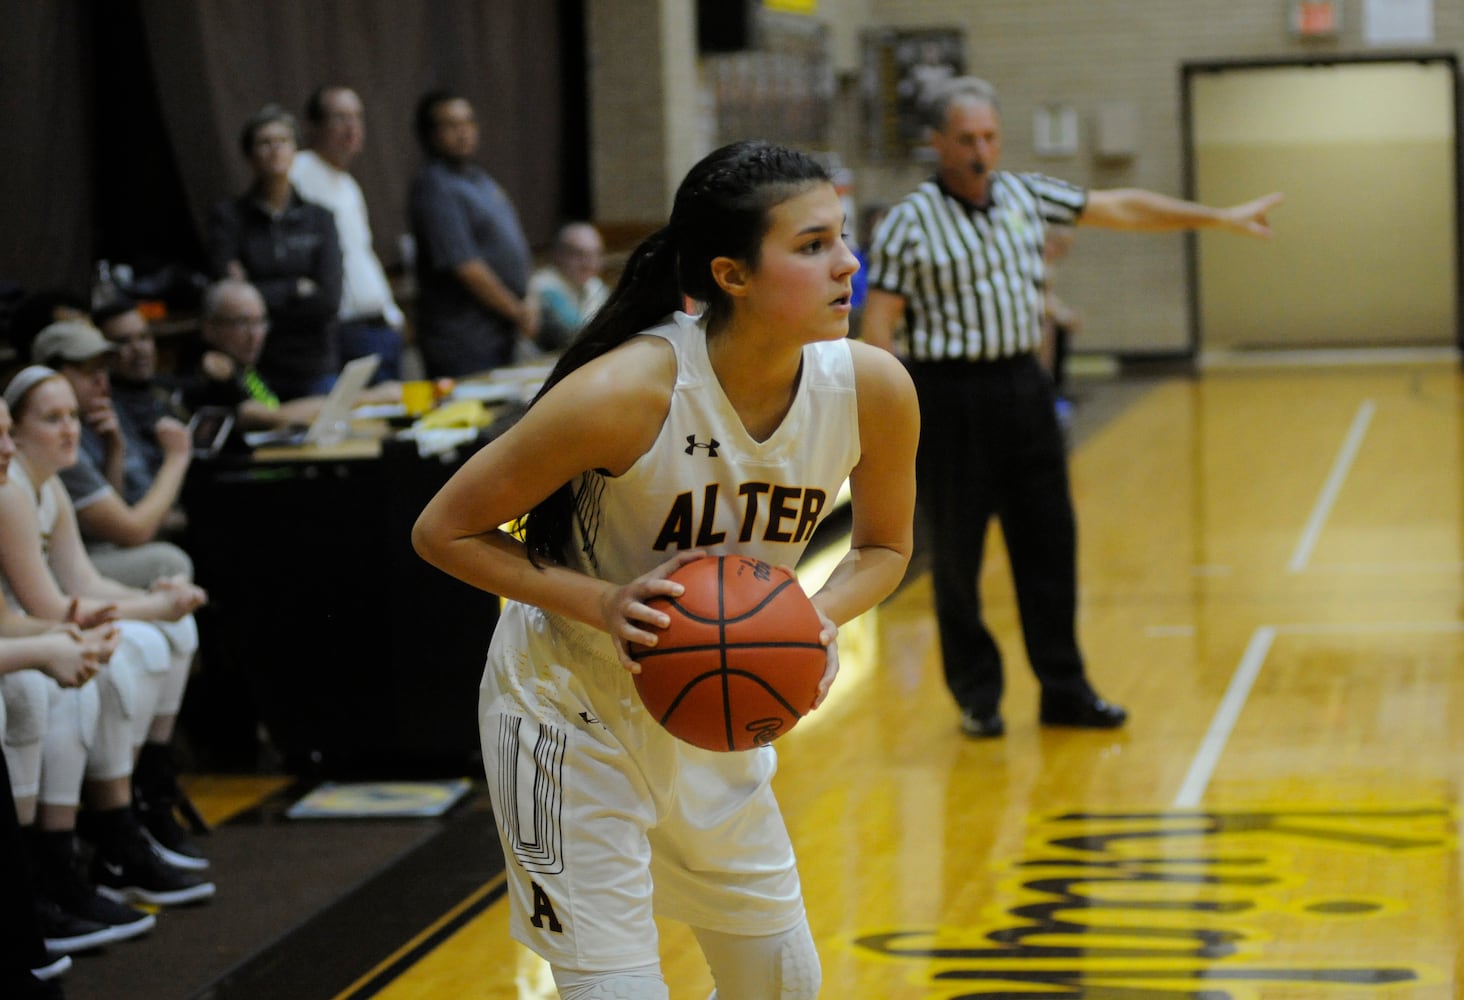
[30,321,194,588]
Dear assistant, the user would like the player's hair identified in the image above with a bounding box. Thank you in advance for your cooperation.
[519,139,830,567]
[2,365,65,422]
[303,84,350,125]
[922,75,1000,131]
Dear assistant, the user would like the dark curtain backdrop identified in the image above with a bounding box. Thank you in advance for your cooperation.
[0,1,93,297]
[2,0,566,304]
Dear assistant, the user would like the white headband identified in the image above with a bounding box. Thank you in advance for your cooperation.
[2,365,61,414]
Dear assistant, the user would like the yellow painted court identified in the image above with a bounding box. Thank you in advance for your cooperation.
[176,360,1463,1000]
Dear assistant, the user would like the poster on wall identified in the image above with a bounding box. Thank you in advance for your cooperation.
[703,13,833,150]
[861,27,965,161]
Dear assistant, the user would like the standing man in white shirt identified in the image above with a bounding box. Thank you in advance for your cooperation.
[290,85,406,383]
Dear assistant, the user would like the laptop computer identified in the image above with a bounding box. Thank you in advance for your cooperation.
[187,405,237,459]
[242,354,381,450]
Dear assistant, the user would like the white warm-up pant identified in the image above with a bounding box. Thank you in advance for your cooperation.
[147,614,198,721]
[2,615,194,808]
[1,669,50,800]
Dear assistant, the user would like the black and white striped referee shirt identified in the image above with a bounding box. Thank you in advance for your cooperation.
[867,172,1086,361]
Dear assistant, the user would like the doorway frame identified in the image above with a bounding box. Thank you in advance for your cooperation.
[1179,52,1463,359]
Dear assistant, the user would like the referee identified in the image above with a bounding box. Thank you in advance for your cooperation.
[863,76,1281,738]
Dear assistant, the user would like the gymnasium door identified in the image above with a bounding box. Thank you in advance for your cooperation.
[1183,56,1460,353]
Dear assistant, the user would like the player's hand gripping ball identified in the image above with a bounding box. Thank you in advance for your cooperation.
[628,555,825,751]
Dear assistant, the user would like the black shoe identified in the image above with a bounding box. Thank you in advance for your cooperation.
[31,954,72,982]
[29,829,156,945]
[90,810,216,907]
[1039,691,1128,729]
[959,709,1005,738]
[138,814,210,871]
[133,742,210,871]
[35,894,114,955]
[58,887,156,943]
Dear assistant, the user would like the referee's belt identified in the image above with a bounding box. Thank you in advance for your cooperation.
[340,313,390,328]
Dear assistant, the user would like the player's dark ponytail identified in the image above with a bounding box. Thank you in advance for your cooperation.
[520,140,830,567]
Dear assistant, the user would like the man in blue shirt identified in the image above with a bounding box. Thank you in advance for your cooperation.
[408,90,537,378]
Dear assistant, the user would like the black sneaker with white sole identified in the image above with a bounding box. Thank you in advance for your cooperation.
[62,885,157,943]
[133,741,211,872]
[92,849,216,907]
[86,804,216,906]
[35,893,115,955]
[28,827,158,946]
[31,954,72,982]
[140,822,210,871]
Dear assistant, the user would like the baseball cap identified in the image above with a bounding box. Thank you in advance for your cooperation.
[31,320,118,365]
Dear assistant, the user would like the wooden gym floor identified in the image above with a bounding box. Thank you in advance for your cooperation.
[61,357,1463,999]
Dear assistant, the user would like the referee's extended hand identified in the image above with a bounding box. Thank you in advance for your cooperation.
[1221,191,1285,239]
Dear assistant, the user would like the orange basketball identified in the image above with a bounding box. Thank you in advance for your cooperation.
[628,555,826,752]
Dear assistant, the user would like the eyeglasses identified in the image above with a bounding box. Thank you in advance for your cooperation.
[212,316,270,332]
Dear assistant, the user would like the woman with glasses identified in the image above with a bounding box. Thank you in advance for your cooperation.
[206,103,343,402]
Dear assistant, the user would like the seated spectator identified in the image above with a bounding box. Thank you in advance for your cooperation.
[208,103,343,401]
[90,298,184,501]
[0,369,214,901]
[2,588,124,976]
[29,321,193,589]
[526,222,607,354]
[0,387,206,975]
[175,278,398,433]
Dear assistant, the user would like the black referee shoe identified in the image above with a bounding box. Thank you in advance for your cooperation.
[1039,691,1127,729]
[959,709,1005,738]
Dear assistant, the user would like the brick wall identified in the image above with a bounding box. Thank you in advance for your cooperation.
[588,0,1463,354]
[845,0,1463,355]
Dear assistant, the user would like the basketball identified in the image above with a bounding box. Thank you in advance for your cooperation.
[628,555,826,752]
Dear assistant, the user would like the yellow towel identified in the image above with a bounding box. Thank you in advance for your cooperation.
[417,399,492,429]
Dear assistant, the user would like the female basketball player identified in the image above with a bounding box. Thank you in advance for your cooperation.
[414,140,919,999]
[0,368,215,911]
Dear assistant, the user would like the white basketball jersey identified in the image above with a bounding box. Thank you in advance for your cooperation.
[568,310,861,584]
[483,311,856,958]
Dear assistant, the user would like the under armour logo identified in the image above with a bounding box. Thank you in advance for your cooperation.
[685,435,720,458]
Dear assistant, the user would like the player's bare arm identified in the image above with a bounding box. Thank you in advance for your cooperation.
[414,335,683,635]
[806,341,919,628]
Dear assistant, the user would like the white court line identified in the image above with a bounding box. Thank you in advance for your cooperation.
[1172,626,1274,809]
[1170,620,1464,808]
[1288,400,1375,573]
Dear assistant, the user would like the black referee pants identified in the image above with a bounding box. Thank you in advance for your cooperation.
[909,355,1095,716]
